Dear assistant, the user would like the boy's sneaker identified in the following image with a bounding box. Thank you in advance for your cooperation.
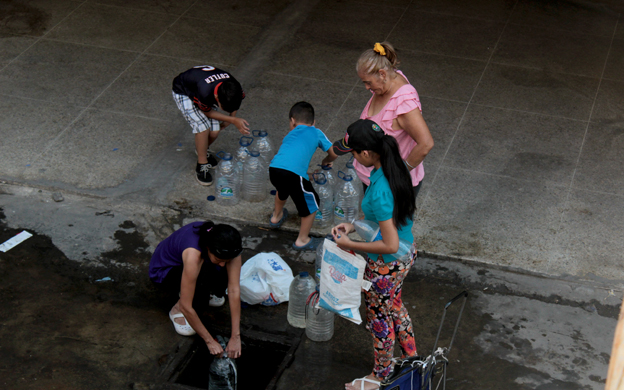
[206,151,219,169]
[209,294,225,307]
[196,163,213,186]
[195,149,220,169]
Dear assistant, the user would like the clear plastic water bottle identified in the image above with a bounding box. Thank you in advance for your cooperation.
[344,156,363,214]
[305,286,334,342]
[287,272,316,328]
[353,219,414,262]
[344,156,363,193]
[344,156,358,179]
[315,164,336,189]
[215,152,240,206]
[314,237,327,283]
[353,219,382,242]
[333,171,359,224]
[208,336,237,390]
[252,130,274,166]
[234,136,253,185]
[312,172,333,229]
[242,150,268,202]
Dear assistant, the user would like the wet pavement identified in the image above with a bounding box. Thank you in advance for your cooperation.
[1,0,624,388]
[0,204,619,390]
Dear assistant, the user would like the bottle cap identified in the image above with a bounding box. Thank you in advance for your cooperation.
[300,271,309,277]
[217,151,232,160]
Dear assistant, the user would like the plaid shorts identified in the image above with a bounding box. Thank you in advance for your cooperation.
[172,91,221,134]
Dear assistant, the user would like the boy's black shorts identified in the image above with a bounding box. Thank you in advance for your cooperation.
[269,167,319,217]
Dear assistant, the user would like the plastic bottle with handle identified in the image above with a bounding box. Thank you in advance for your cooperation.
[352,219,415,263]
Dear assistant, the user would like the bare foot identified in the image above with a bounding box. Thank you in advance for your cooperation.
[345,373,380,390]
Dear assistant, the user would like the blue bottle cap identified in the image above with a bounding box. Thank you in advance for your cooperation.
[300,271,309,277]
[270,189,276,195]
[207,195,216,201]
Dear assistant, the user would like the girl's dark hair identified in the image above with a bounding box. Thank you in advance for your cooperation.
[196,221,243,261]
[354,135,415,227]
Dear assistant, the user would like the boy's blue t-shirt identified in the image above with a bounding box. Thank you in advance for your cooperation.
[361,167,414,263]
[269,125,333,178]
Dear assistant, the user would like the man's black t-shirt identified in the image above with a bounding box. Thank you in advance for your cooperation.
[172,66,240,112]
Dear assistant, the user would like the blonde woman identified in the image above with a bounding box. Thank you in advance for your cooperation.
[333,42,434,199]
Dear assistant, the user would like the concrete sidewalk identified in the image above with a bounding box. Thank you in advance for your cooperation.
[0,205,619,390]
[1,0,623,285]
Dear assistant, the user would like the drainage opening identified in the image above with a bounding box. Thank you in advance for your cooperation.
[168,330,298,390]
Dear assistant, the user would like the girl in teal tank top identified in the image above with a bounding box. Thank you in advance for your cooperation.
[330,119,417,390]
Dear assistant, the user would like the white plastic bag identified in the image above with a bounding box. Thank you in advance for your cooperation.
[239,252,294,306]
[318,239,367,324]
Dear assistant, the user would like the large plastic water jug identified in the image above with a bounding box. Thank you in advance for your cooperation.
[242,150,267,202]
[305,286,334,342]
[312,172,333,229]
[345,156,358,180]
[353,219,415,263]
[315,164,336,189]
[314,237,334,282]
[344,156,363,214]
[333,171,359,224]
[344,156,363,193]
[252,130,274,166]
[287,272,316,328]
[208,335,237,390]
[234,136,253,185]
[215,152,240,206]
[315,238,324,283]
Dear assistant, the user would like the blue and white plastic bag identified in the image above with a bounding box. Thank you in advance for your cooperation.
[318,239,367,324]
[240,252,294,306]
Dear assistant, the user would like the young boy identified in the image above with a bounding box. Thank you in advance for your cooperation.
[172,65,251,186]
[269,102,338,251]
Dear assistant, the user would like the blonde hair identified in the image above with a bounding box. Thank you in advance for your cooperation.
[356,41,400,75]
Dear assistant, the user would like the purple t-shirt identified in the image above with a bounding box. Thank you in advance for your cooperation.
[149,222,203,283]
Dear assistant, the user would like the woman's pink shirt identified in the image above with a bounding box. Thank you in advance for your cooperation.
[355,70,425,186]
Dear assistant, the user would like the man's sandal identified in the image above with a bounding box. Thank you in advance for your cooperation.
[169,311,196,336]
[348,376,381,390]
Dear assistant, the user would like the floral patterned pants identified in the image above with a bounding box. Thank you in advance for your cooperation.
[364,254,417,379]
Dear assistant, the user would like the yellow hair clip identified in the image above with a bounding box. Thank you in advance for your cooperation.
[373,42,386,56]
